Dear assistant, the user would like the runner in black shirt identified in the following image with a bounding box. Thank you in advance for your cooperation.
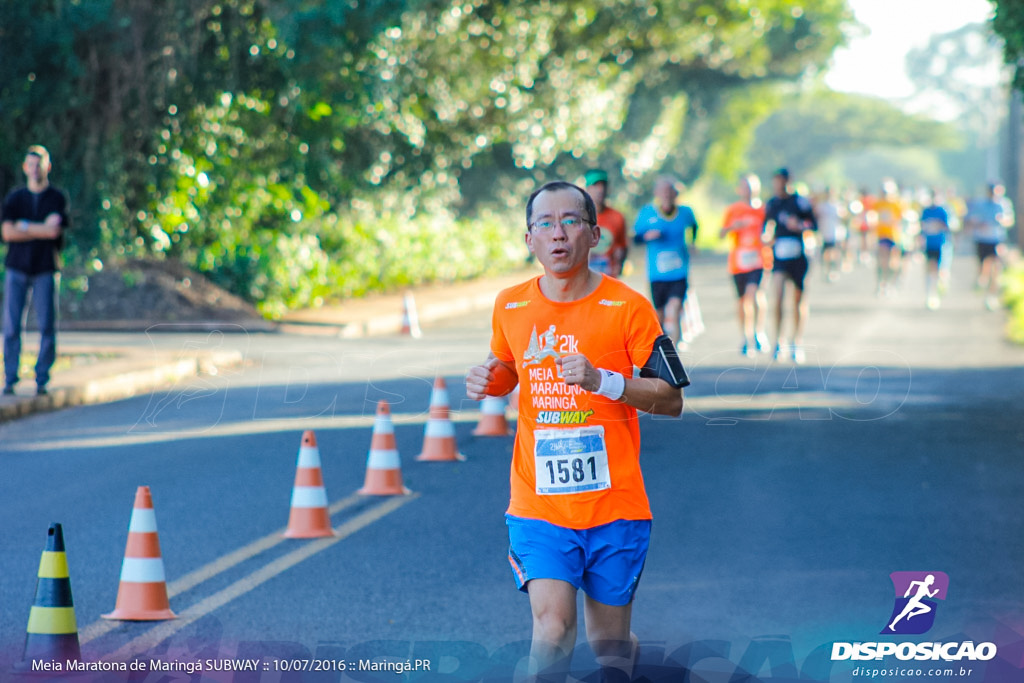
[763,168,816,364]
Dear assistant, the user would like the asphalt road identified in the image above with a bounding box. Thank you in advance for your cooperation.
[1,251,1023,682]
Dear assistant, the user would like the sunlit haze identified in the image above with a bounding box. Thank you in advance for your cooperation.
[825,0,1000,104]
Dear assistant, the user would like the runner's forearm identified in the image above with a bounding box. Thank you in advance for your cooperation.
[486,357,519,396]
[620,377,682,417]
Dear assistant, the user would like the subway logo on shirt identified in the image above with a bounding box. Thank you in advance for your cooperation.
[537,410,595,425]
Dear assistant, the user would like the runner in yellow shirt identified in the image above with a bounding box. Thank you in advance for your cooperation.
[874,179,904,296]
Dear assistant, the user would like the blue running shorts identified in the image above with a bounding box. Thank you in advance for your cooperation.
[506,514,651,606]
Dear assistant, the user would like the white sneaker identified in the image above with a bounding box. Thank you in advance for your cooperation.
[754,333,769,353]
[792,346,806,365]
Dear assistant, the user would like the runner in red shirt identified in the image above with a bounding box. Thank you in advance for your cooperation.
[584,169,629,278]
[466,181,688,682]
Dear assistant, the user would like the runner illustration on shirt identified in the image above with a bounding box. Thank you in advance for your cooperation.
[523,324,562,367]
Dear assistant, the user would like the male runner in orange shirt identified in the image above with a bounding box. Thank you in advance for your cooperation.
[720,174,768,356]
[466,180,688,682]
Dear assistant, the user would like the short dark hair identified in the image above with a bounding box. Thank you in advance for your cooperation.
[525,181,597,230]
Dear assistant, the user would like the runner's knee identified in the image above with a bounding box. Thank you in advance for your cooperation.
[532,608,575,646]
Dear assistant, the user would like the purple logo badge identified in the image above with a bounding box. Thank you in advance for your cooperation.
[881,571,949,635]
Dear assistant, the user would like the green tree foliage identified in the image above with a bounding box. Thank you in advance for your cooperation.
[1003,263,1024,344]
[1,0,852,315]
[702,84,782,182]
[992,0,1024,90]
[747,90,960,183]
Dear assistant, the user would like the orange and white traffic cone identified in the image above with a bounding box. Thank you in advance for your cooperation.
[416,377,466,461]
[358,400,411,495]
[283,431,334,538]
[473,395,511,436]
[102,486,177,621]
[401,292,422,338]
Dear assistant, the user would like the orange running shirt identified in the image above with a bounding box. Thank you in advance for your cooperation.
[491,275,665,529]
[874,198,903,241]
[722,202,766,274]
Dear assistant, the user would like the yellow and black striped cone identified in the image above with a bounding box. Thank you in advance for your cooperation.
[14,523,81,672]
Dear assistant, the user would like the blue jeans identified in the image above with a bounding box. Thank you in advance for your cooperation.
[3,268,57,388]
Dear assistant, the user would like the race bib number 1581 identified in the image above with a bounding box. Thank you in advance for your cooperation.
[534,426,611,495]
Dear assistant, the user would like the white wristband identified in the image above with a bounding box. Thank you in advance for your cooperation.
[595,369,625,400]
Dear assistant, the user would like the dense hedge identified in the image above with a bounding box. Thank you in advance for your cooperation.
[1003,264,1024,344]
[2,0,852,317]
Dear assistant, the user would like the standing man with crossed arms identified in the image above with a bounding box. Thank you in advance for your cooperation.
[466,180,688,682]
[2,145,70,396]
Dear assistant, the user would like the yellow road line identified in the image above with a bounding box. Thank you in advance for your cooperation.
[79,492,366,645]
[101,494,416,661]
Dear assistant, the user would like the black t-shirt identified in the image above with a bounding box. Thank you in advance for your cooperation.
[1,185,70,274]
[764,192,816,260]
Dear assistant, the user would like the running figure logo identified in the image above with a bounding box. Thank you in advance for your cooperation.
[881,571,949,635]
[523,325,562,367]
